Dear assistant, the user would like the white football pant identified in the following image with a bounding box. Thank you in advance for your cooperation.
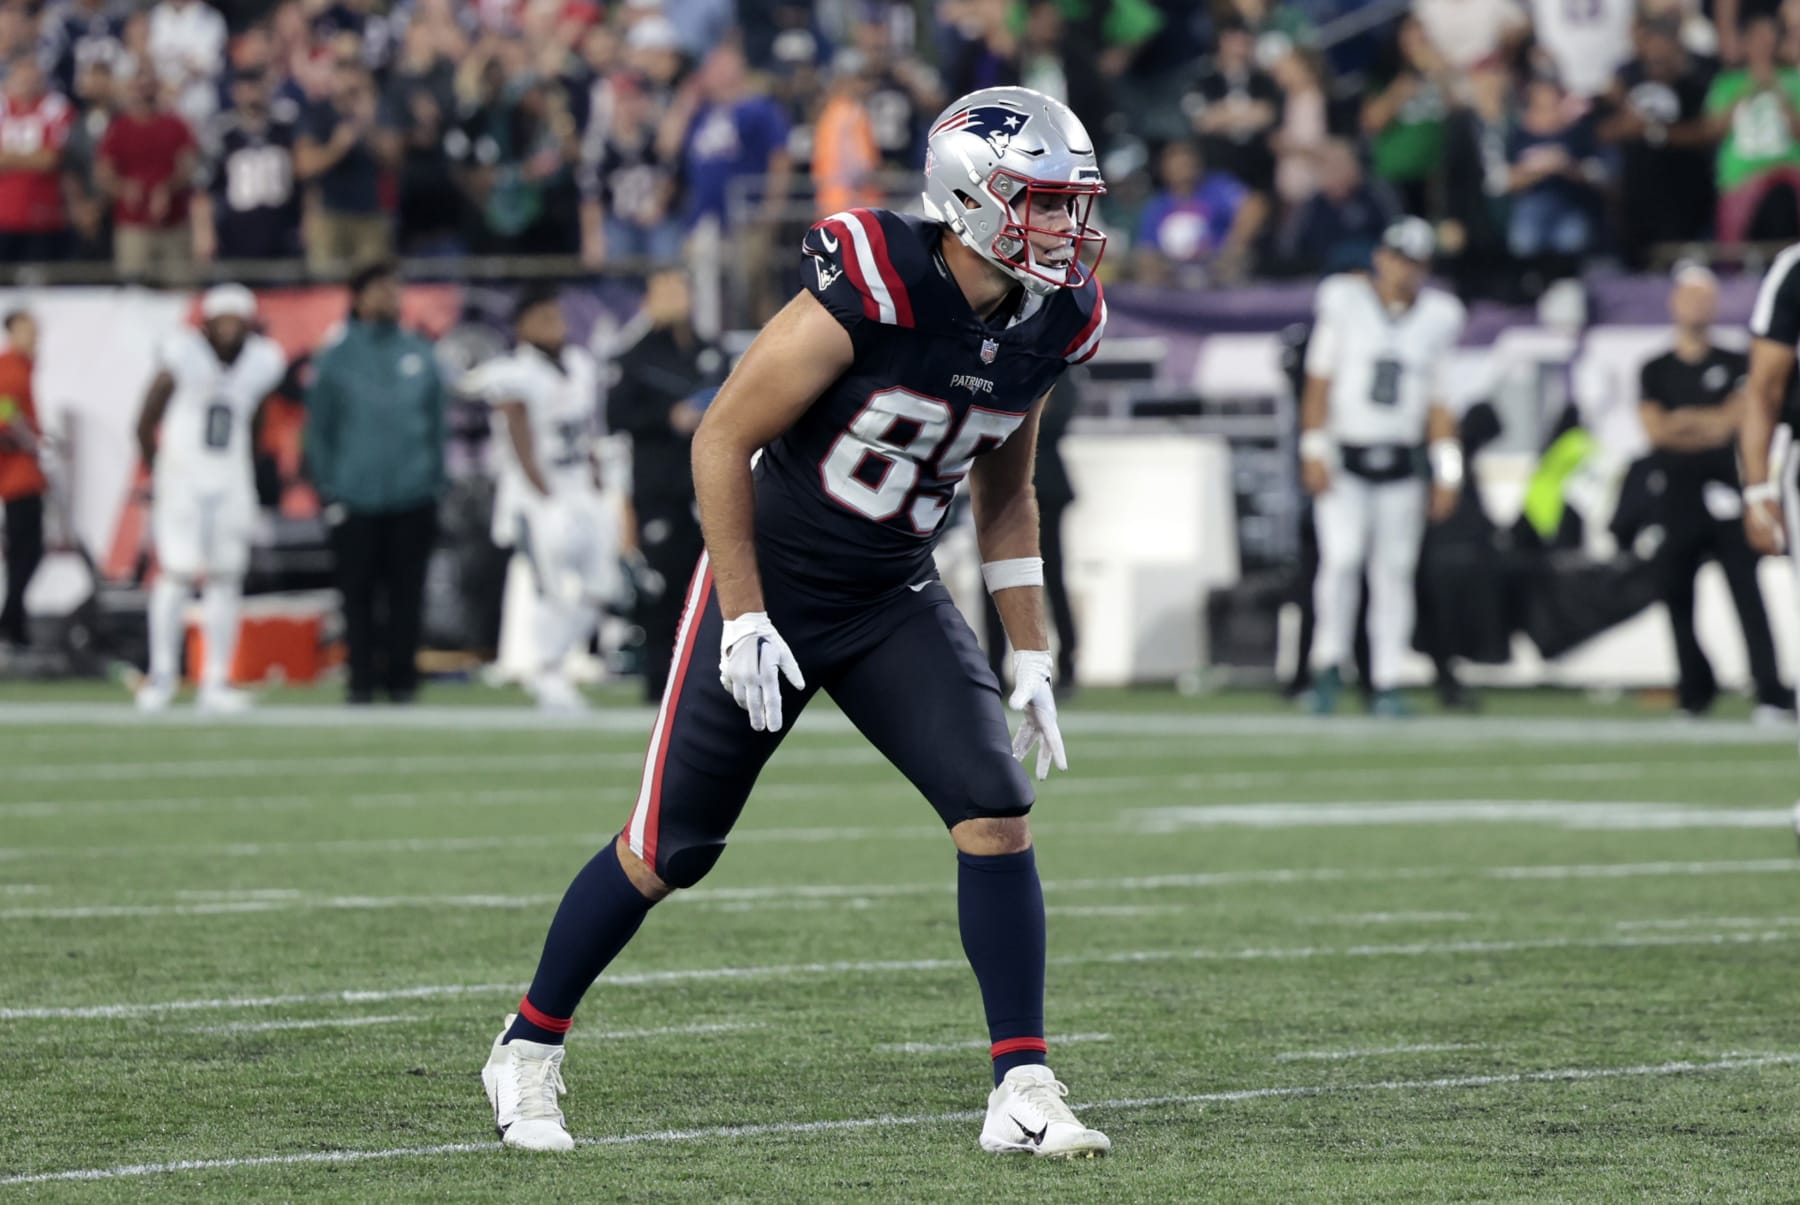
[1310,474,1426,692]
[148,489,251,690]
[519,494,619,673]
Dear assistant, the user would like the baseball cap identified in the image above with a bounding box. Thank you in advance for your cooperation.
[200,283,257,321]
[1380,216,1436,263]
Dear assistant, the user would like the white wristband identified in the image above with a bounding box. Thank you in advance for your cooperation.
[1429,438,1464,487]
[1300,429,1335,465]
[982,557,1044,593]
[1745,481,1780,505]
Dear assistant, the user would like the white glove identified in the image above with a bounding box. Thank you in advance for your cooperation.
[1008,650,1067,781]
[719,611,806,732]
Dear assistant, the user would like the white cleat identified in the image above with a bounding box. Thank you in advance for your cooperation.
[979,1064,1111,1159]
[1752,704,1795,728]
[532,674,590,714]
[135,678,175,713]
[482,1015,576,1152]
[197,685,255,714]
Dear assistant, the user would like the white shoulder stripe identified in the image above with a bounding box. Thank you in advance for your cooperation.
[827,211,897,325]
[1751,243,1800,339]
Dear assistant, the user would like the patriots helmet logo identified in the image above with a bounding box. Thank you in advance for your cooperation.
[933,104,1032,157]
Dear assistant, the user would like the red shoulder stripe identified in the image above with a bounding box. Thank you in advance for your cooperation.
[1061,278,1106,362]
[850,210,915,329]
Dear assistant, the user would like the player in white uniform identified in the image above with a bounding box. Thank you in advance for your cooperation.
[1300,218,1466,716]
[133,284,288,713]
[477,287,618,712]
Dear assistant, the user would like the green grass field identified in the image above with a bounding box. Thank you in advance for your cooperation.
[4,683,1800,1201]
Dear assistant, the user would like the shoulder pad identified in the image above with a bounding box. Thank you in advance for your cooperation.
[801,208,933,329]
[1314,273,1360,316]
[1058,275,1106,365]
[1423,288,1467,337]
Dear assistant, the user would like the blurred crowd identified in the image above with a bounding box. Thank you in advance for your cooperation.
[1,0,1798,296]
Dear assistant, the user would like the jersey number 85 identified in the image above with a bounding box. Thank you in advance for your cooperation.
[821,387,1025,535]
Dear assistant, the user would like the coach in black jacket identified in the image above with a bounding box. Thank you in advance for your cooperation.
[607,269,725,701]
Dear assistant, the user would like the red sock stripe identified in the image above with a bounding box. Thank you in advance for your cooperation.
[990,1037,1048,1059]
[517,995,573,1035]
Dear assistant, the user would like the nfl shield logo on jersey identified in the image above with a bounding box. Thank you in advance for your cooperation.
[980,338,999,364]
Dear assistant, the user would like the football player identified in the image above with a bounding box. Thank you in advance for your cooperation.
[134,284,287,713]
[1300,217,1466,716]
[482,86,1112,1158]
[477,286,617,713]
[1737,239,1800,848]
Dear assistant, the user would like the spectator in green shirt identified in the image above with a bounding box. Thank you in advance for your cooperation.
[1706,15,1800,243]
[1361,15,1453,219]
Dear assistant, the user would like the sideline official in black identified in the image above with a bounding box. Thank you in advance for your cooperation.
[608,269,724,701]
[1639,264,1791,718]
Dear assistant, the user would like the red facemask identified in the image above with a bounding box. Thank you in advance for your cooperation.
[984,169,1107,289]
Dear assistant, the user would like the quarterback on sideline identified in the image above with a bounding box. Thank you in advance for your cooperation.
[480,85,1112,1158]
[474,286,619,713]
[133,284,287,713]
[1299,217,1466,716]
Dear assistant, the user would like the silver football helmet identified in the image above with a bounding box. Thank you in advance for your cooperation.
[920,86,1107,295]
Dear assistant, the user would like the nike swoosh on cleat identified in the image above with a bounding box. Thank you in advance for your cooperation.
[1010,1115,1049,1146]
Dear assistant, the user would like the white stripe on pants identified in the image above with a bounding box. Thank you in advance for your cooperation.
[1310,473,1427,691]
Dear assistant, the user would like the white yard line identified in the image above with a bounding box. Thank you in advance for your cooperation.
[8,701,1800,746]
[1125,801,1794,832]
[1313,912,1479,925]
[1044,905,1180,917]
[7,746,900,785]
[5,857,1795,920]
[1615,916,1800,931]
[191,1014,424,1035]
[1,930,1789,1022]
[2,1053,1794,1186]
[9,795,1796,863]
[567,1022,767,1042]
[875,1033,1114,1054]
[1274,1042,1487,1062]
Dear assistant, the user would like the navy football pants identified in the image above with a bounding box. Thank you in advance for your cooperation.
[623,552,1034,888]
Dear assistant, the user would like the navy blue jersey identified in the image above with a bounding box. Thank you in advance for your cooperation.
[206,110,301,260]
[753,208,1106,597]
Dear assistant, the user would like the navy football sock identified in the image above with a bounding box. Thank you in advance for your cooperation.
[505,840,654,1045]
[957,847,1049,1085]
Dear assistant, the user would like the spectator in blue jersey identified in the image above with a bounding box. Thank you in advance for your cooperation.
[194,70,302,263]
[1133,139,1267,285]
[666,40,790,233]
[664,39,790,317]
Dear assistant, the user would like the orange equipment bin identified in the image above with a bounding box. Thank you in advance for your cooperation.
[182,591,343,686]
